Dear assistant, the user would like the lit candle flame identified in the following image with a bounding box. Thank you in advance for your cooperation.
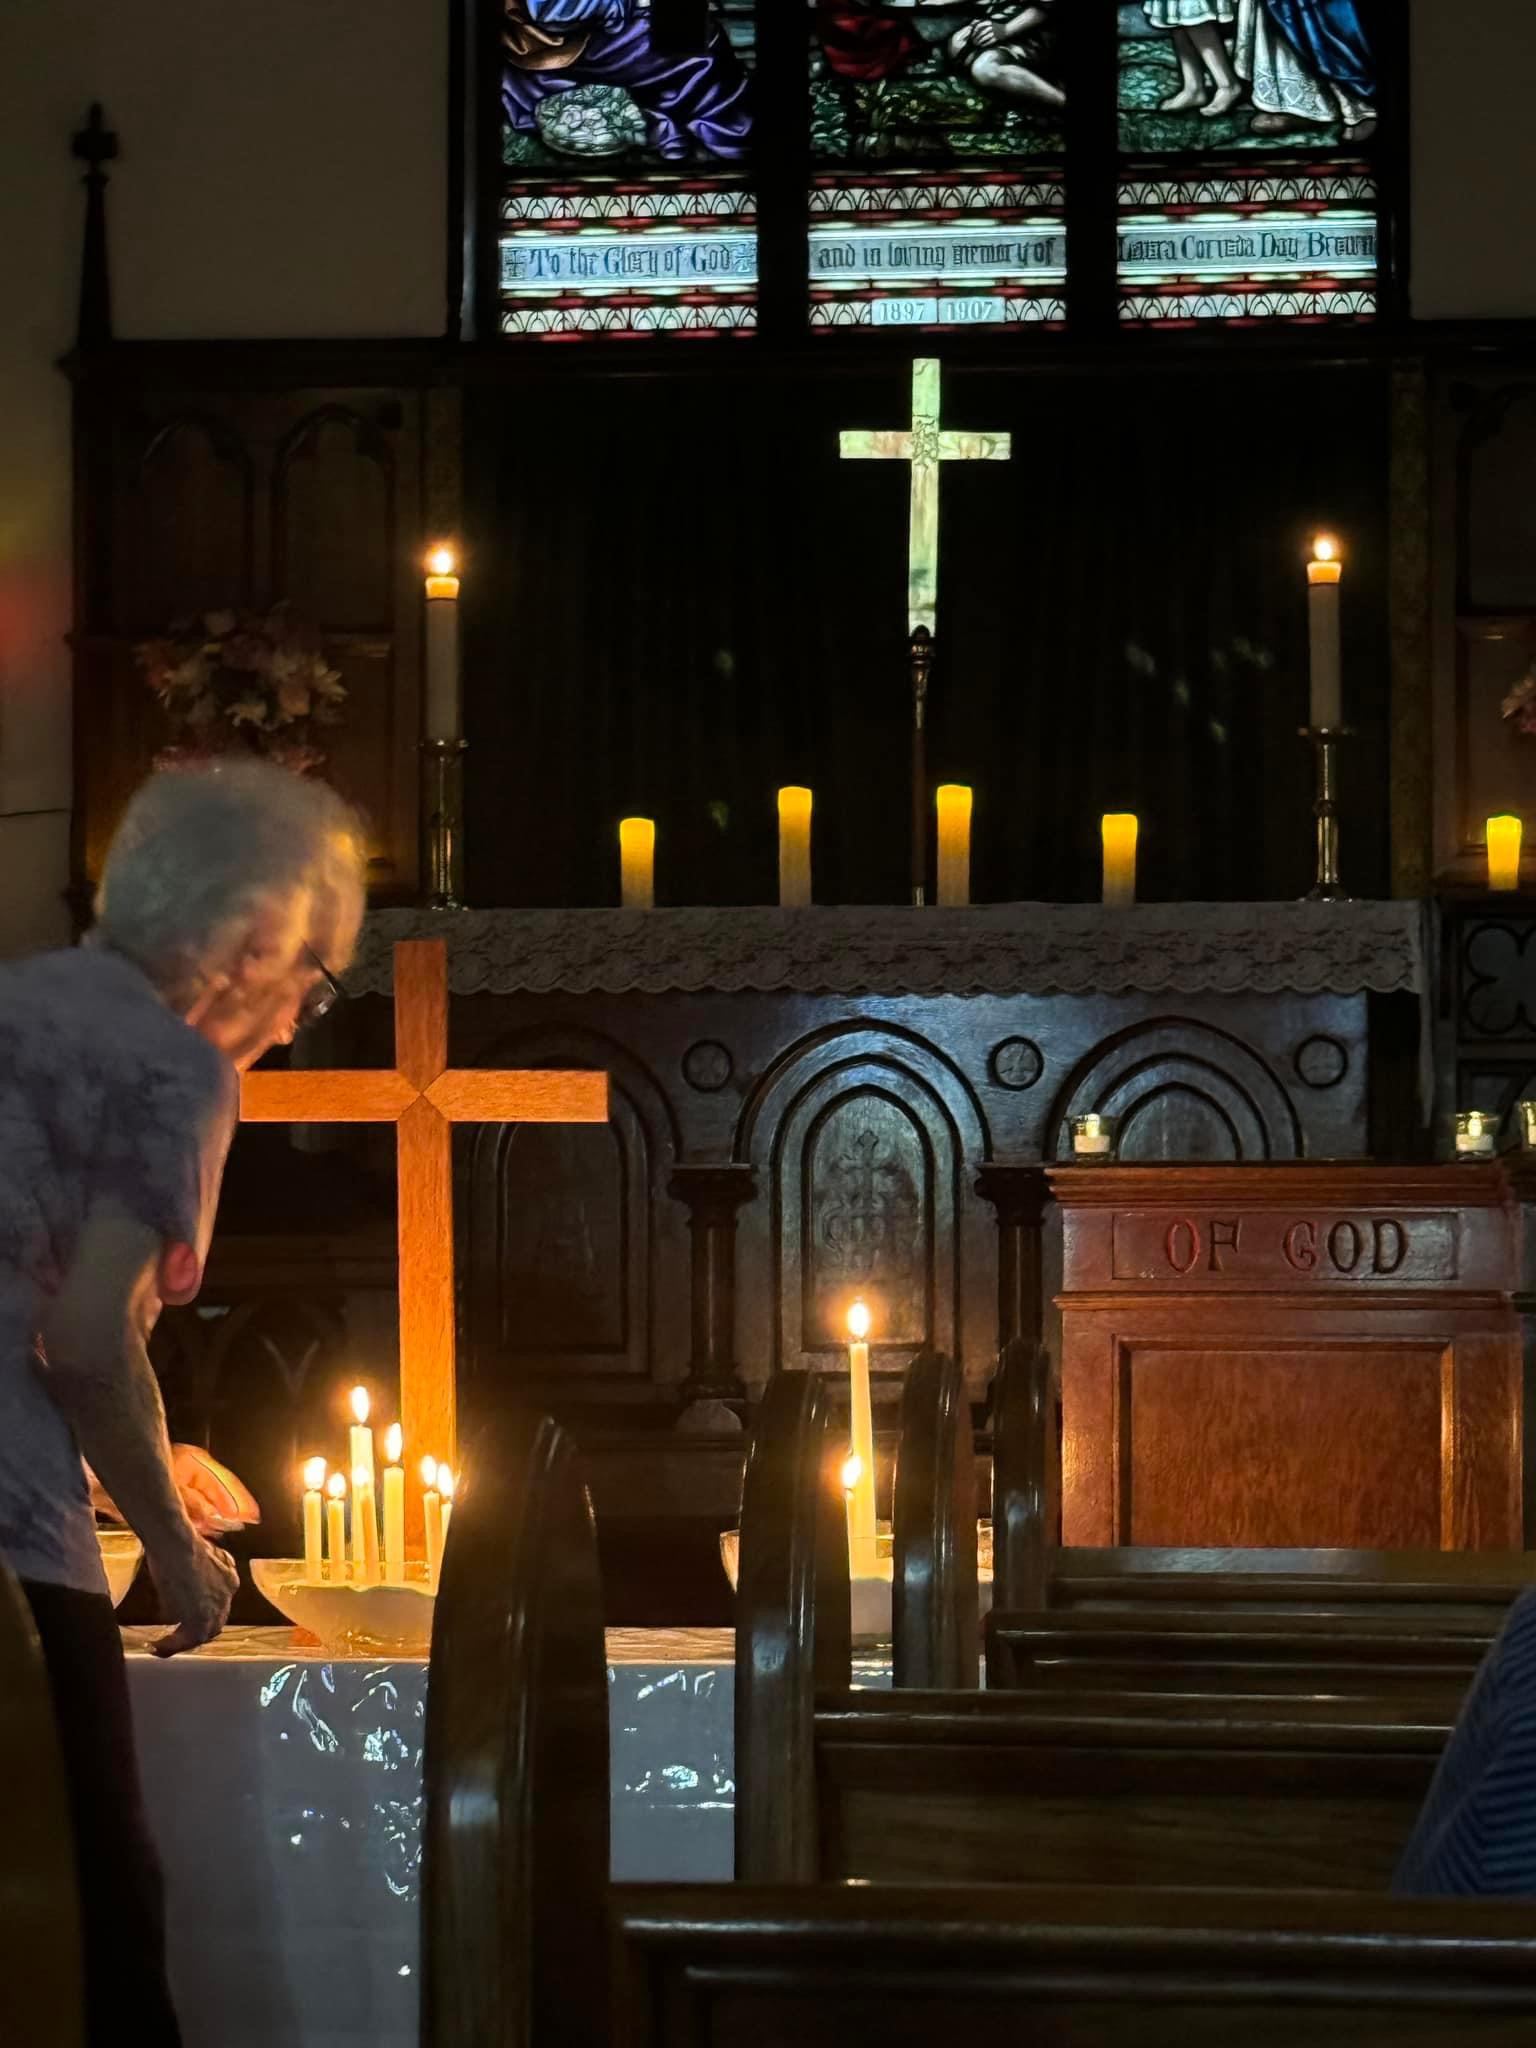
[384,1423,403,1466]
[1311,533,1340,564]
[420,1456,439,1491]
[353,1465,369,1493]
[438,1466,456,1502]
[350,1385,370,1425]
[426,544,457,579]
[327,1471,347,1501]
[847,1298,871,1342]
[302,1456,327,1492]
[840,1453,863,1494]
[1468,1114,1485,1140]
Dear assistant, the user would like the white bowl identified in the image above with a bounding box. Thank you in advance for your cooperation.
[98,1529,143,1608]
[250,1558,436,1654]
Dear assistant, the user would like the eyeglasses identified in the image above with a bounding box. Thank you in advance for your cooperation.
[297,942,346,1030]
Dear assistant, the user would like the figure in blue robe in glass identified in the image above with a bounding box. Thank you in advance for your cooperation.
[503,0,752,162]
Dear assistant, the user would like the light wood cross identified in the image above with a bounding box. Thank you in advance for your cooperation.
[839,356,1011,636]
[240,939,608,1502]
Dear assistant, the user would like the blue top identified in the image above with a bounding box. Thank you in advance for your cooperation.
[1394,1588,1536,1896]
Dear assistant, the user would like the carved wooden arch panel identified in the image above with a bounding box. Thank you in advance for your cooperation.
[123,412,255,630]
[457,1027,685,1408]
[1047,1017,1301,1163]
[734,1027,994,1387]
[272,404,396,629]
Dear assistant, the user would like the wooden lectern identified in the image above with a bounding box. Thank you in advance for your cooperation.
[1053,1165,1523,1552]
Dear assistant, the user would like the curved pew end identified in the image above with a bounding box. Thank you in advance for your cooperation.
[892,1348,979,1690]
[422,1408,611,2048]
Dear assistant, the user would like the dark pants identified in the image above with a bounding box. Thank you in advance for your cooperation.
[22,1580,181,2047]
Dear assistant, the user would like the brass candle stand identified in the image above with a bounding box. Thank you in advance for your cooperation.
[420,737,467,910]
[1299,725,1352,902]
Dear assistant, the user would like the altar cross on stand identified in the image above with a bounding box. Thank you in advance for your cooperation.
[240,939,608,1524]
[840,358,1011,905]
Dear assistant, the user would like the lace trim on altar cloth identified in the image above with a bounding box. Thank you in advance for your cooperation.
[349,902,1428,1000]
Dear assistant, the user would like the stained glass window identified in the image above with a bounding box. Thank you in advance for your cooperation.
[1117,1,1380,325]
[498,0,757,340]
[807,1,1067,334]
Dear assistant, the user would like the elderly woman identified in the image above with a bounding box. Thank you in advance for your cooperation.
[0,761,366,2046]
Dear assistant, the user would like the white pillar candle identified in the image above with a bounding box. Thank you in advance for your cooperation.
[935,785,972,907]
[422,1457,444,1588]
[619,818,655,909]
[1307,534,1343,729]
[352,1467,380,1586]
[349,1386,375,1496]
[845,1300,878,1578]
[326,1472,348,1582]
[1101,814,1138,908]
[301,1458,327,1583]
[424,546,462,742]
[439,1466,456,1555]
[778,787,812,908]
[382,1424,406,1586]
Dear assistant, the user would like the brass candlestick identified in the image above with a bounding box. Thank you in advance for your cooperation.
[1299,725,1352,902]
[420,737,467,909]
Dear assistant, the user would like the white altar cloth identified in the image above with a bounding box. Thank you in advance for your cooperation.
[125,1625,890,2048]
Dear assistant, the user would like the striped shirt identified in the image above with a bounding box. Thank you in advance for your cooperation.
[1394,1587,1536,1896]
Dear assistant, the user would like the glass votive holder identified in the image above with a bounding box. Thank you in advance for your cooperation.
[1454,1109,1499,1160]
[1519,1100,1536,1150]
[1071,1111,1118,1161]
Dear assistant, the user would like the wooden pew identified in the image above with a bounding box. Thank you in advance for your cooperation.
[985,1335,1536,1692]
[420,1401,1536,2048]
[0,1559,83,2048]
[737,1370,1455,1891]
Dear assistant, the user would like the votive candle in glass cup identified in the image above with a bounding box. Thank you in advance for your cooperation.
[1454,1110,1498,1160]
[1071,1111,1118,1160]
[1519,1100,1536,1151]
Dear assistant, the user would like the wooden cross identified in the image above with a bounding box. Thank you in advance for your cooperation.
[240,939,608,1493]
[838,357,1011,637]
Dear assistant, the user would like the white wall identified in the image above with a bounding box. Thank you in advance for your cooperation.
[0,0,446,953]
[0,0,1532,949]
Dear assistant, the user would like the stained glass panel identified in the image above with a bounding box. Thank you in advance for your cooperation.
[499,0,757,340]
[808,2,1067,333]
[1116,1,1380,325]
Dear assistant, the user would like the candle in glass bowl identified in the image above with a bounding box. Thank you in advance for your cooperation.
[326,1472,348,1582]
[301,1458,327,1583]
[382,1425,406,1585]
[422,1457,444,1587]
[1455,1110,1498,1160]
[352,1464,380,1586]
[845,1300,878,1578]
[349,1386,375,1494]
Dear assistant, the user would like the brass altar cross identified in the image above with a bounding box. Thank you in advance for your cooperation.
[838,357,1011,638]
[240,939,608,1498]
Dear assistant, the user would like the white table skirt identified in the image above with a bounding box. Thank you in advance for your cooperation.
[125,1626,891,2048]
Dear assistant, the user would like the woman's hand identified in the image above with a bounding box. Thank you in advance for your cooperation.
[149,1534,240,1657]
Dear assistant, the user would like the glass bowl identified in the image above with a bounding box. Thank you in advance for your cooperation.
[250,1558,436,1654]
[98,1529,144,1608]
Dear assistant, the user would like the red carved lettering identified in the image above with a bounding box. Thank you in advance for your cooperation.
[1283,1220,1317,1271]
[1165,1219,1200,1275]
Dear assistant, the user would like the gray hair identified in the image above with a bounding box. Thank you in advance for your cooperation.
[95,762,368,995]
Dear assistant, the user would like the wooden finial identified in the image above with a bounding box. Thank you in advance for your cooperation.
[72,104,118,347]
